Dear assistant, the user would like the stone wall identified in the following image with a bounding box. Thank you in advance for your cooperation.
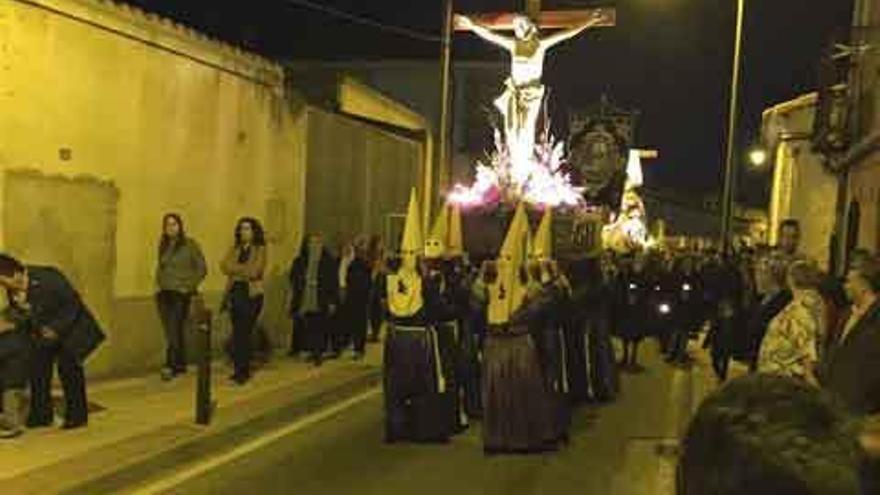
[0,0,424,378]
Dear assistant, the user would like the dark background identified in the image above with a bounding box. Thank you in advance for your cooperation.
[123,0,855,204]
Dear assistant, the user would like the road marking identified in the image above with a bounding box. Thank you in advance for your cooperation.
[131,386,382,495]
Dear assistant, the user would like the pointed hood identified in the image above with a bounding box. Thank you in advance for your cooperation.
[400,188,423,270]
[425,202,449,259]
[388,188,425,318]
[498,202,529,265]
[488,203,530,325]
[531,207,553,260]
[448,203,464,258]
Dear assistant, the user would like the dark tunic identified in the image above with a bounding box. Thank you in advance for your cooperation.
[382,273,453,443]
[568,258,619,403]
[482,287,558,453]
[542,282,574,438]
[614,269,649,342]
[344,257,373,353]
[424,268,465,433]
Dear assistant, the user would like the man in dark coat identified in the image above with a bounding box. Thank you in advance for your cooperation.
[289,233,339,367]
[345,239,373,360]
[820,255,880,416]
[0,254,106,429]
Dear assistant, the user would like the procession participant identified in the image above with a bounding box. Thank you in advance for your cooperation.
[527,207,572,441]
[569,253,619,402]
[424,202,467,434]
[651,251,679,355]
[466,260,492,420]
[614,251,650,371]
[590,251,621,401]
[560,254,591,403]
[0,254,106,430]
[482,203,557,454]
[383,190,452,443]
[666,255,702,366]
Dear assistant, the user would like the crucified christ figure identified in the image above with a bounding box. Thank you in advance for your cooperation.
[457,12,606,166]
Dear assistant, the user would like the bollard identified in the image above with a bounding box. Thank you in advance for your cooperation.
[195,304,214,425]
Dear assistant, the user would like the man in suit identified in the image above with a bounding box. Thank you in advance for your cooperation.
[820,254,880,416]
[0,254,106,429]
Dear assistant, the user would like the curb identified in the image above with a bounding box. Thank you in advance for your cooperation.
[68,370,382,495]
[6,368,382,495]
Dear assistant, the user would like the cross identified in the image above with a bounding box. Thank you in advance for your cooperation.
[453,1,616,32]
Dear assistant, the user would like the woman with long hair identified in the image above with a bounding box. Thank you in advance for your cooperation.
[155,213,207,381]
[220,217,267,384]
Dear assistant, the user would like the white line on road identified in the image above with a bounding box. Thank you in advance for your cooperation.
[131,386,382,495]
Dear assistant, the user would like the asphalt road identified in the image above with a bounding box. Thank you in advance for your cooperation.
[154,344,691,495]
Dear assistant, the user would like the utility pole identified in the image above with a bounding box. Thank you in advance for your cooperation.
[720,0,746,254]
[438,0,454,213]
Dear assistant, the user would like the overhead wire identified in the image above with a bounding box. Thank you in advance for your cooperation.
[278,0,443,43]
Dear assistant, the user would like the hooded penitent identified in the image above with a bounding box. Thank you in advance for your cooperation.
[448,203,464,258]
[387,189,424,318]
[424,202,449,260]
[530,207,553,261]
[488,203,530,325]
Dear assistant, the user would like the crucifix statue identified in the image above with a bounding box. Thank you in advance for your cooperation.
[455,3,615,172]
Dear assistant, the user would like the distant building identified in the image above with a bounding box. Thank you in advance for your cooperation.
[762,0,880,271]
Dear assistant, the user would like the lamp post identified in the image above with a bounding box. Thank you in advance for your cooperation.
[719,0,746,254]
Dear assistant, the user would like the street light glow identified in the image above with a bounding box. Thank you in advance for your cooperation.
[749,147,768,167]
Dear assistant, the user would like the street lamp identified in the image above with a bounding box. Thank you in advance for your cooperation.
[748,146,768,167]
[719,0,747,254]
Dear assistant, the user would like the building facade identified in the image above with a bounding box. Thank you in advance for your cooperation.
[762,0,880,271]
[0,0,426,377]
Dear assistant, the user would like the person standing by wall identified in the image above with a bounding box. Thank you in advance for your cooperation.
[0,254,105,429]
[220,217,267,385]
[333,239,356,357]
[367,235,387,343]
[288,233,338,367]
[155,213,207,381]
[346,237,372,360]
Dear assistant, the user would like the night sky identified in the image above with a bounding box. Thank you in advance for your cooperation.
[124,0,854,203]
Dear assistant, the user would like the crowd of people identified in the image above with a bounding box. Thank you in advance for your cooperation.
[0,199,878,491]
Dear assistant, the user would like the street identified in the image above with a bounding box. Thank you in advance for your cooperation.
[138,344,692,495]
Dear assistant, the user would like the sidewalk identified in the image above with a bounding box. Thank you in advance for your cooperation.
[0,344,383,494]
[608,335,735,495]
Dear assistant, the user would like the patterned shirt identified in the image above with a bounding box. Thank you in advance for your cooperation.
[758,290,826,380]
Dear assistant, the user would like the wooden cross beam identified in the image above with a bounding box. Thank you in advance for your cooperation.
[454,5,616,31]
[634,149,659,160]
